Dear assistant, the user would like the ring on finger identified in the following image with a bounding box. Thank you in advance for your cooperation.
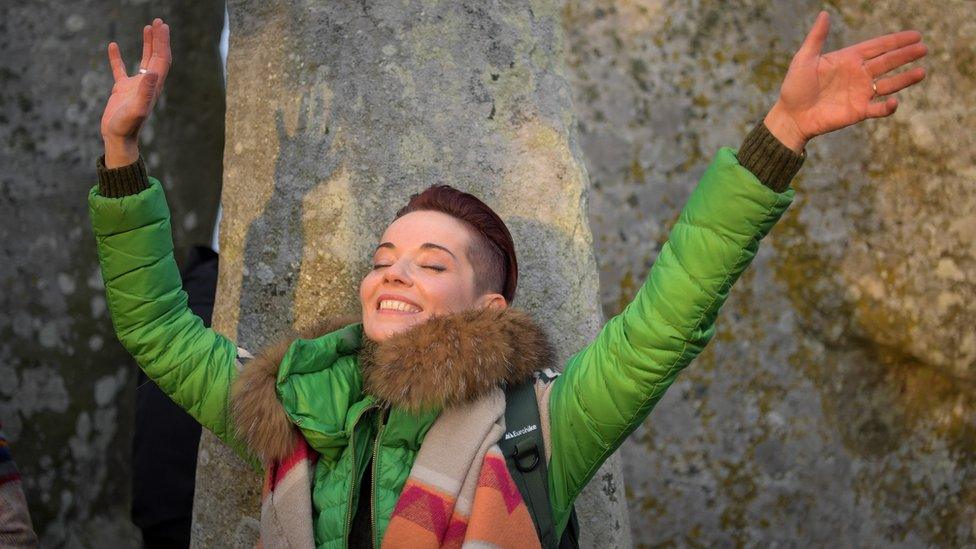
[871,80,878,97]
[138,68,148,74]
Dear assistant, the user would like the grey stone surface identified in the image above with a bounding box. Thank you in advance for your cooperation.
[561,0,975,546]
[195,1,630,546]
[0,1,225,545]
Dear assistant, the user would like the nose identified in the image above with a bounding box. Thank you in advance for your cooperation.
[382,258,412,286]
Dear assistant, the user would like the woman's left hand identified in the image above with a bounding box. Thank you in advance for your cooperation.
[764,11,927,153]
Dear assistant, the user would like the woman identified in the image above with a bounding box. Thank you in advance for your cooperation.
[90,14,926,548]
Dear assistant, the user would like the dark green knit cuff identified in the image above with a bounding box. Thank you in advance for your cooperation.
[96,154,150,198]
[737,121,806,193]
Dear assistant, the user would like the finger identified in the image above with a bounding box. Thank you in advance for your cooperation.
[856,30,922,60]
[864,42,928,77]
[151,18,168,60]
[150,20,172,88]
[874,67,926,96]
[798,11,830,57]
[107,42,128,82]
[865,96,899,119]
[139,25,153,70]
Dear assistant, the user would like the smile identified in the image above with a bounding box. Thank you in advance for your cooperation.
[377,298,423,314]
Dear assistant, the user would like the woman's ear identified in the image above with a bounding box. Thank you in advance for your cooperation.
[480,293,508,310]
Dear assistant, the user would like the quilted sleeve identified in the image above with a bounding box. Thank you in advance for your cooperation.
[88,177,256,466]
[545,147,795,535]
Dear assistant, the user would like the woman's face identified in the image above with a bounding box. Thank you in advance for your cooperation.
[359,210,505,342]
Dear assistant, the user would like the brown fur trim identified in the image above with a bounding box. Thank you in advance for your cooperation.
[230,314,360,463]
[229,308,554,460]
[359,307,555,413]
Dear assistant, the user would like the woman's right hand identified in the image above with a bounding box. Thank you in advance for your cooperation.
[101,18,171,168]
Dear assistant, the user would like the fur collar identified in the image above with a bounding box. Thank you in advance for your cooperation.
[230,307,555,463]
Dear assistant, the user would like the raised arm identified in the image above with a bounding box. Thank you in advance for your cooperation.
[90,19,256,468]
[544,11,927,535]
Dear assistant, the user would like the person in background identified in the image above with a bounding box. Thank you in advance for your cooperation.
[1,423,39,547]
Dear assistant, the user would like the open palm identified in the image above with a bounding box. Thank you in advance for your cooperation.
[100,18,171,142]
[770,11,926,150]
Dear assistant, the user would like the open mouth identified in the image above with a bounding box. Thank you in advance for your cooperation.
[376,297,423,314]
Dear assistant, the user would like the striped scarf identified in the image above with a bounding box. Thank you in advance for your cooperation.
[382,387,539,548]
[259,388,540,548]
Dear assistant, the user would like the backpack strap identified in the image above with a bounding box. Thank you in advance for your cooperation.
[500,373,579,549]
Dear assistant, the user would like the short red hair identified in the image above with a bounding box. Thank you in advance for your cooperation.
[395,185,518,304]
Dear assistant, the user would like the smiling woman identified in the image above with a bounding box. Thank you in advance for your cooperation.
[360,186,513,342]
[88,12,927,549]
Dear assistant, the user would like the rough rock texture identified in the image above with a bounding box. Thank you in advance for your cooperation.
[562,0,975,546]
[193,1,631,547]
[0,1,225,545]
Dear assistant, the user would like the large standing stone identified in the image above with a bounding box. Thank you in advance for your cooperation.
[194,1,631,546]
[0,0,225,546]
[562,0,975,545]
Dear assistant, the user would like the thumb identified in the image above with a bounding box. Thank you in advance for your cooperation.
[798,11,830,58]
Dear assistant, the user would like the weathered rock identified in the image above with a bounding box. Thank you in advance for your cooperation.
[562,0,975,545]
[195,1,631,547]
[0,0,225,546]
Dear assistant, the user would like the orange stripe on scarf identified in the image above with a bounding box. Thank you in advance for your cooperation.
[384,453,540,548]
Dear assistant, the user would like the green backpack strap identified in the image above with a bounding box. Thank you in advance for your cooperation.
[499,374,579,549]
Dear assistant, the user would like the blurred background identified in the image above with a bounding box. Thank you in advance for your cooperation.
[1,0,973,546]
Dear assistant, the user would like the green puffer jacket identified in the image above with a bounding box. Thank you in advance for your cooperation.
[89,145,795,547]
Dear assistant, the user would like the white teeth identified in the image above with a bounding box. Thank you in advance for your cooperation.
[378,299,421,313]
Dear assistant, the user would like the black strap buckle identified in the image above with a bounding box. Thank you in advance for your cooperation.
[513,437,540,472]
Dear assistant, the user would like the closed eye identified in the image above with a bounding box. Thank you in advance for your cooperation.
[423,265,446,272]
[371,264,390,270]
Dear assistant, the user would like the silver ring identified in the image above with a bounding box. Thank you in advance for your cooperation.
[871,81,878,97]
[138,68,148,74]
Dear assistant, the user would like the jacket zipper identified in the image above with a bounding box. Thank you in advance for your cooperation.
[344,403,379,539]
[371,403,391,549]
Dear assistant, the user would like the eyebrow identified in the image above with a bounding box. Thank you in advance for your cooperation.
[375,242,458,261]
